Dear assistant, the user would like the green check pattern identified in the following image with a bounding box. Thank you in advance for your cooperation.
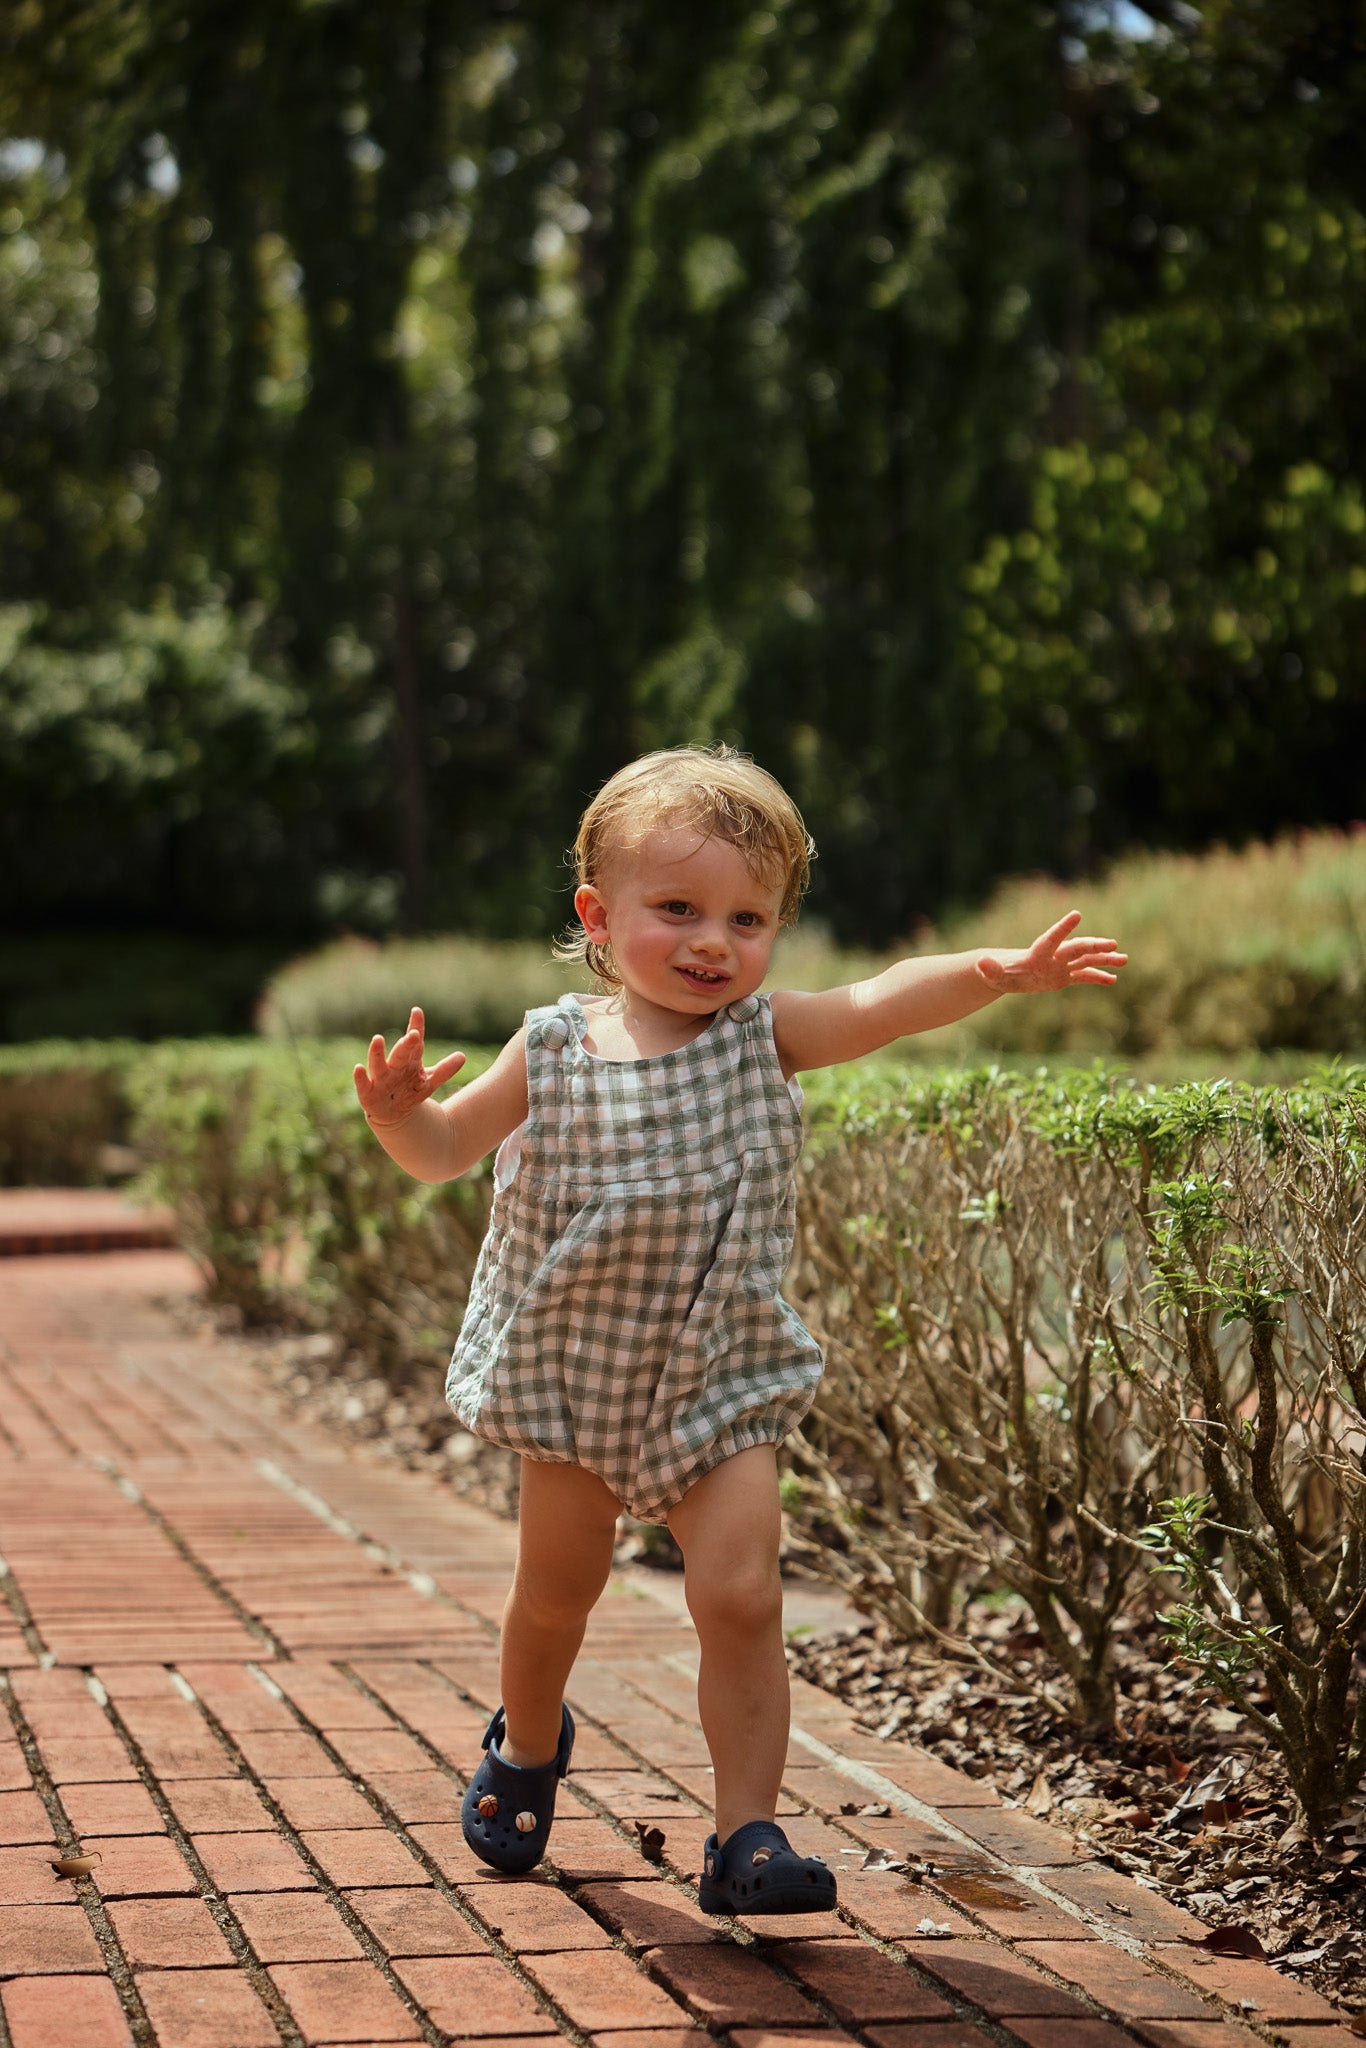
[446,993,823,1522]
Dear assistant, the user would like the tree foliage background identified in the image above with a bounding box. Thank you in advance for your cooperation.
[3,0,1365,965]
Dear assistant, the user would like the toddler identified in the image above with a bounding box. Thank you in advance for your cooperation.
[354,744,1125,1914]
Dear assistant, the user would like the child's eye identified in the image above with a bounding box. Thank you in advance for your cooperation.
[734,912,761,928]
[663,900,691,916]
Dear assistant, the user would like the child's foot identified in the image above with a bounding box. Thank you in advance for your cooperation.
[460,1704,575,1875]
[697,1819,837,1915]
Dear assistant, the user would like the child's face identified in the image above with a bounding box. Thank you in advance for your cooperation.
[575,824,785,1016]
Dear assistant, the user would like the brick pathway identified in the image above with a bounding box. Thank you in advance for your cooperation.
[0,1217,1354,2048]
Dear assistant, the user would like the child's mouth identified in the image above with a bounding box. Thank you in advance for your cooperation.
[677,966,729,989]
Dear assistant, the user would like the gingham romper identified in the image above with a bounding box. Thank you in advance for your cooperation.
[445,991,823,1522]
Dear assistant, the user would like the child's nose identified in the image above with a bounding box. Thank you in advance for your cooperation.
[691,925,730,956]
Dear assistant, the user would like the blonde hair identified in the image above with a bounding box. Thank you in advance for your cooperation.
[558,744,814,991]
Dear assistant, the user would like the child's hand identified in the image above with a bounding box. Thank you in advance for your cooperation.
[354,1006,466,1127]
[976,912,1127,995]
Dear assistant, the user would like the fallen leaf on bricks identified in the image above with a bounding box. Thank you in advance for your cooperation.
[858,1802,891,1817]
[1024,1774,1054,1816]
[51,1853,102,1878]
[860,1845,908,1872]
[917,1917,955,1937]
[633,1821,666,1865]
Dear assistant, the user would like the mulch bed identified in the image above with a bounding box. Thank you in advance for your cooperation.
[787,1611,1366,2021]
[244,1325,1364,2019]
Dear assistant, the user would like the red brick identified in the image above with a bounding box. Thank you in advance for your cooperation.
[269,1960,420,2043]
[392,1954,558,2035]
[36,1740,137,1786]
[164,1779,273,1833]
[198,1692,300,1733]
[229,1891,365,1963]
[137,1966,279,2047]
[58,1782,165,1839]
[85,1833,196,1899]
[345,1887,489,1958]
[1,1972,133,2048]
[466,1879,613,1953]
[328,1729,431,1776]
[369,1771,466,1825]
[730,2034,861,2048]
[268,1778,383,1831]
[1015,1944,1214,2021]
[908,1940,1096,2018]
[0,1903,105,1974]
[935,1871,1094,1940]
[232,1729,339,1777]
[548,1819,669,1884]
[863,2030,998,2048]
[23,1703,113,1741]
[877,1750,1006,1809]
[178,1665,281,1697]
[409,1823,503,1886]
[1135,2024,1266,2048]
[764,1938,954,2023]
[0,1844,67,1908]
[0,1791,52,1846]
[193,1830,316,1893]
[939,1809,1088,1867]
[302,1829,428,1889]
[591,2035,713,2048]
[1044,1867,1208,1943]
[1006,2024,1139,2048]
[638,1944,821,2028]
[531,1947,695,2030]
[578,1880,718,1948]
[273,1678,394,1730]
[840,1877,979,1944]
[570,1771,707,1822]
[0,1745,31,1792]
[105,1896,235,1968]
[1151,1946,1342,2023]
[136,1735,237,1780]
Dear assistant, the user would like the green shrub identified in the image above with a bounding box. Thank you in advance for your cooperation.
[916,828,1366,1060]
[126,1038,497,1374]
[0,1040,138,1184]
[790,1061,1366,1831]
[255,925,889,1047]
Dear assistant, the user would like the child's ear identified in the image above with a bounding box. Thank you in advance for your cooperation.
[574,883,610,945]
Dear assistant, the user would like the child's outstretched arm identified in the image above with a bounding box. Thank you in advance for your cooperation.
[353,1006,529,1182]
[771,912,1126,1074]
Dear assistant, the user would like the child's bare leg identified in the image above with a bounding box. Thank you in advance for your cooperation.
[667,1444,788,1843]
[499,1458,621,1767]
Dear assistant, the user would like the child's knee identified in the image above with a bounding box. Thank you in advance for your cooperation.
[685,1559,783,1639]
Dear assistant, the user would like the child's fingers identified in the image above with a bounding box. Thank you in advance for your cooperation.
[1071,967,1119,985]
[1036,910,1083,952]
[427,1051,467,1089]
[366,1033,390,1082]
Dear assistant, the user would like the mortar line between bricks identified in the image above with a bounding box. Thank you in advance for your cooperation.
[88,1455,284,1658]
[0,1548,51,1666]
[90,1679,305,2048]
[1,1675,157,2048]
[188,1668,590,2048]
